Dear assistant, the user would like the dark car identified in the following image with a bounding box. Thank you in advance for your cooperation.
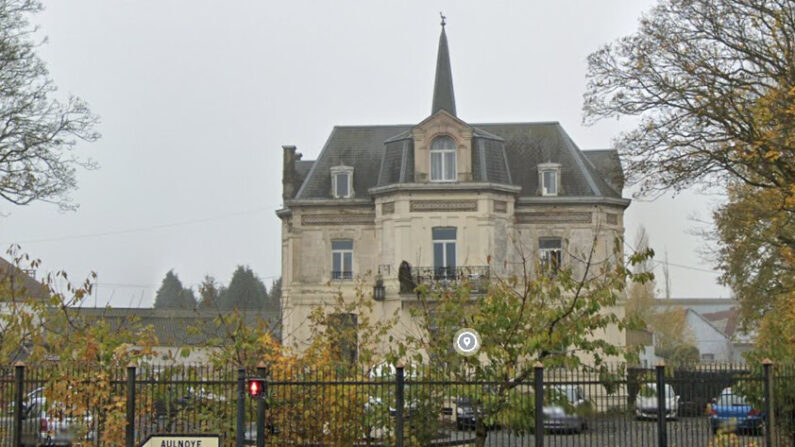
[1,388,95,447]
[453,397,477,431]
[709,387,764,435]
[543,385,590,433]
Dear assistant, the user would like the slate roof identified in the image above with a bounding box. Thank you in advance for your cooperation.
[297,125,411,199]
[583,149,624,194]
[294,122,624,201]
[288,26,624,204]
[58,307,280,346]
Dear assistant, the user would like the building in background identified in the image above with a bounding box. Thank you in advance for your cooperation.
[277,23,630,357]
[61,307,280,366]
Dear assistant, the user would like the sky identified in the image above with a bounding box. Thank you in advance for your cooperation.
[0,0,731,307]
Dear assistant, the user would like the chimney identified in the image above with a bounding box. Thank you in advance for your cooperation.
[282,145,298,202]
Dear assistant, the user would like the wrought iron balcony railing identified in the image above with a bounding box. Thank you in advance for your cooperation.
[400,265,490,294]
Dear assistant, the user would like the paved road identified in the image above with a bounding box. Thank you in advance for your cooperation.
[437,416,764,447]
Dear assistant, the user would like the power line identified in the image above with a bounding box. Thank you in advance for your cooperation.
[4,207,270,244]
[653,260,720,274]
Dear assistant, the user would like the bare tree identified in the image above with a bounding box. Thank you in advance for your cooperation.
[0,0,100,210]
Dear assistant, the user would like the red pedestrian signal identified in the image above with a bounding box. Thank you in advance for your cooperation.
[248,378,266,398]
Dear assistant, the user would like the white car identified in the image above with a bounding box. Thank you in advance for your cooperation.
[635,383,679,420]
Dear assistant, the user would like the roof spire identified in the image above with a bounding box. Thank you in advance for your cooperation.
[431,13,456,117]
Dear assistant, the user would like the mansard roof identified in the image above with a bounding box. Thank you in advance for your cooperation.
[286,22,625,206]
[291,122,623,202]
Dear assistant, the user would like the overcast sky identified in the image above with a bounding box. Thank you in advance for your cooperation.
[0,1,731,307]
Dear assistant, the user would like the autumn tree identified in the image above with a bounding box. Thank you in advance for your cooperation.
[625,226,656,323]
[197,275,224,309]
[584,0,794,358]
[712,184,794,325]
[0,248,156,444]
[0,0,100,210]
[399,236,649,447]
[624,227,696,363]
[584,0,794,196]
[153,270,196,309]
[219,265,268,310]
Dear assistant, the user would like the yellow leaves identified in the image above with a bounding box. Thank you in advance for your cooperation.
[707,432,759,447]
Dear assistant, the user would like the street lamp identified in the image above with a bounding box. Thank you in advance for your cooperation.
[373,275,385,301]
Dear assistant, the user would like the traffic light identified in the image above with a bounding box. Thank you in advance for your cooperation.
[248,378,266,398]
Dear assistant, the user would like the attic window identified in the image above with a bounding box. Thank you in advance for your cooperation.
[430,135,456,182]
[538,163,561,196]
[330,165,354,198]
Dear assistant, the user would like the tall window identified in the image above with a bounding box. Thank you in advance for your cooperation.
[538,163,561,196]
[433,227,457,279]
[331,239,353,279]
[539,237,562,274]
[430,135,457,182]
[331,165,353,198]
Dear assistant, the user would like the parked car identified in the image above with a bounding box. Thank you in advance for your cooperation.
[2,388,95,447]
[635,383,679,420]
[543,385,591,433]
[709,387,764,435]
[442,396,500,432]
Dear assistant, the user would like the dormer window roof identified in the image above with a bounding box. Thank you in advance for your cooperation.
[330,165,353,198]
[538,163,561,196]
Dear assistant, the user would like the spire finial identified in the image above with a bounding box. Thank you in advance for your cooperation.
[440,12,446,28]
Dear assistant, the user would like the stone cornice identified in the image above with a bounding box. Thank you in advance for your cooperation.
[369,182,521,196]
[516,196,631,209]
[283,199,374,207]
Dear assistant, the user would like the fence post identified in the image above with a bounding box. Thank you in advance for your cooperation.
[395,363,405,447]
[256,363,267,447]
[237,368,246,447]
[655,362,667,447]
[762,359,773,447]
[534,361,544,447]
[126,363,136,447]
[13,362,24,447]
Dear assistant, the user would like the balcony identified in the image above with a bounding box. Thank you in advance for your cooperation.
[400,266,490,294]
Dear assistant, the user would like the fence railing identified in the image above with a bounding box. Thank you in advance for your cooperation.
[409,266,490,294]
[1,361,793,447]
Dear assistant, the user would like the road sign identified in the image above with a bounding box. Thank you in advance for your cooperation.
[139,434,220,447]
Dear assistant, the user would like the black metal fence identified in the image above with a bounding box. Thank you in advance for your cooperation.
[1,361,793,447]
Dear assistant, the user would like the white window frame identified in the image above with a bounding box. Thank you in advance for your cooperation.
[429,135,457,182]
[538,163,561,196]
[538,237,562,274]
[331,239,353,280]
[330,165,354,199]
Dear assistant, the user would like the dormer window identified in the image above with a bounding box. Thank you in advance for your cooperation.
[331,165,354,198]
[430,135,456,182]
[538,163,561,196]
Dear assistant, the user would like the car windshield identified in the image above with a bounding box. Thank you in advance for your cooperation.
[554,386,578,403]
[717,393,747,406]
